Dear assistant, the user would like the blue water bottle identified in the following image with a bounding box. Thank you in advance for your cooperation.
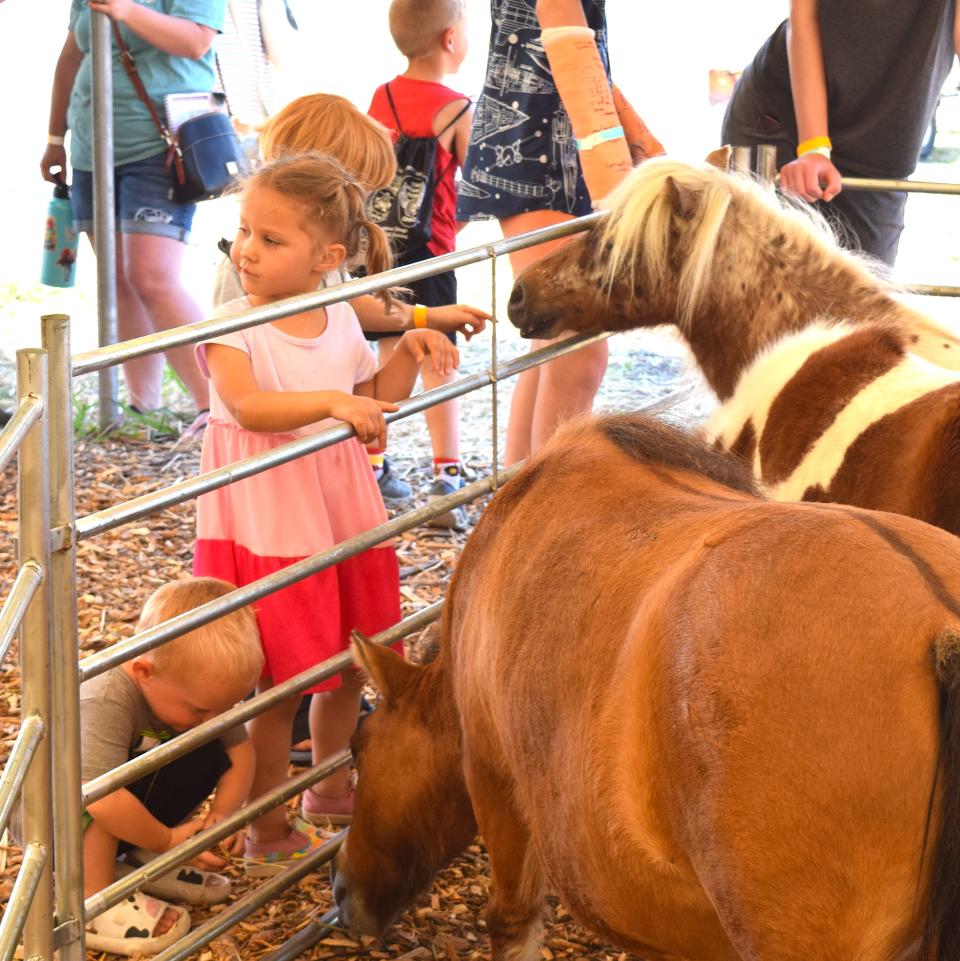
[40,181,78,288]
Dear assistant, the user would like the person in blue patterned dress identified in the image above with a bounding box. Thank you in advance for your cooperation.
[456,0,613,465]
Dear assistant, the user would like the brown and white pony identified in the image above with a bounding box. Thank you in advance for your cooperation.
[333,413,960,961]
[507,157,960,533]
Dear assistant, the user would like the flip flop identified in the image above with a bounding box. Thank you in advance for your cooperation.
[117,849,232,905]
[85,890,190,956]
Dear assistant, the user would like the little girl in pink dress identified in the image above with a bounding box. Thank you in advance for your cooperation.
[194,152,458,875]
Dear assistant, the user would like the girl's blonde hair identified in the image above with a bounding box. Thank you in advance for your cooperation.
[138,577,264,690]
[243,152,394,305]
[259,94,396,193]
[389,0,466,59]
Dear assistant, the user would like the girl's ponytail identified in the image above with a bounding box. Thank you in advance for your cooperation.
[361,218,394,310]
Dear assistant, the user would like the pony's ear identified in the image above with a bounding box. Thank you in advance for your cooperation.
[664,175,699,222]
[350,629,422,701]
[705,145,731,171]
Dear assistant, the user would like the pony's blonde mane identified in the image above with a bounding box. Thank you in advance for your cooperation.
[596,158,852,328]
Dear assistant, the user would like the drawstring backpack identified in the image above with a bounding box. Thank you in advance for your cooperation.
[366,83,471,259]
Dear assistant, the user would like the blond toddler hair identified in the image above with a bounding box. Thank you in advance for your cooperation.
[389,0,467,59]
[138,578,263,689]
[259,93,396,193]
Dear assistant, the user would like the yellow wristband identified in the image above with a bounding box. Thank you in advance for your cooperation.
[413,305,428,329]
[797,135,832,158]
[47,134,65,147]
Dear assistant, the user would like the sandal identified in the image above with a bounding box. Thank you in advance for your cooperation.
[117,849,232,905]
[85,890,190,957]
[242,825,328,878]
[300,785,354,826]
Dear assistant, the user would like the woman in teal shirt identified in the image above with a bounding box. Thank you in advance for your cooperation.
[40,0,226,429]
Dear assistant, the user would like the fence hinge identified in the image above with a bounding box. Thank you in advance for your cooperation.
[52,917,82,949]
[50,525,73,552]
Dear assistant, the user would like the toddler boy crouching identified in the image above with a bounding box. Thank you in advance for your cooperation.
[81,577,263,956]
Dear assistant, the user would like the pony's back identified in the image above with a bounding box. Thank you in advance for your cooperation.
[448,412,960,961]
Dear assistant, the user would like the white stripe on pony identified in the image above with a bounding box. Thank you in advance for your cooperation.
[706,321,854,476]
[707,323,960,499]
[771,354,960,501]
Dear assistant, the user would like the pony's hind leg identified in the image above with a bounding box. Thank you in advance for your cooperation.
[465,754,545,961]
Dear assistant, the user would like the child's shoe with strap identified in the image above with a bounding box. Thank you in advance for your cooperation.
[242,824,329,878]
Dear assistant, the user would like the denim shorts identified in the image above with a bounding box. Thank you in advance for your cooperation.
[72,151,196,242]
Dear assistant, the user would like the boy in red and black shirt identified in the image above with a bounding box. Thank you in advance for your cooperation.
[368,0,474,531]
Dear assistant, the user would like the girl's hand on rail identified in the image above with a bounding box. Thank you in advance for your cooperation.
[779,153,842,203]
[401,329,460,376]
[425,304,491,340]
[328,392,398,447]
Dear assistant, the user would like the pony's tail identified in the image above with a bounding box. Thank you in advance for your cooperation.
[920,628,960,961]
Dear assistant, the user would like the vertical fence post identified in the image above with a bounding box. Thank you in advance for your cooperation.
[17,348,53,961]
[732,145,752,175]
[42,315,85,959]
[488,247,500,490]
[91,10,120,429]
[756,144,778,185]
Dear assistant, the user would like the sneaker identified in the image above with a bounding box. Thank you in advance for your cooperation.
[242,826,328,878]
[426,467,468,531]
[377,459,413,503]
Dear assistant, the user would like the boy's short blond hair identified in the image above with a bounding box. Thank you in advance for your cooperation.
[138,578,263,689]
[389,0,466,59]
[259,94,397,193]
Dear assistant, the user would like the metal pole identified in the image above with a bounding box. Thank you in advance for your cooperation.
[17,348,53,961]
[42,315,85,961]
[258,908,341,961]
[903,284,960,297]
[84,753,350,920]
[79,466,526,681]
[83,603,442,803]
[732,145,751,175]
[71,214,607,376]
[840,176,960,195]
[0,715,44,839]
[148,834,345,961]
[0,397,43,474]
[0,844,48,961]
[488,247,500,490]
[90,10,119,428]
[756,144,778,185]
[0,563,43,668]
[76,332,611,541]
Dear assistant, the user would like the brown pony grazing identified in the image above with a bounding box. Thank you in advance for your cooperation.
[332,412,960,961]
[506,157,960,535]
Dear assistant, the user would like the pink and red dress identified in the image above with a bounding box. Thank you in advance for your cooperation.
[193,298,401,691]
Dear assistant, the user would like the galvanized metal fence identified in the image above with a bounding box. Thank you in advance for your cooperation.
[2,217,621,961]
[3,148,960,961]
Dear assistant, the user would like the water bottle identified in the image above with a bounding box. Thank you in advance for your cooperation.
[40,181,78,288]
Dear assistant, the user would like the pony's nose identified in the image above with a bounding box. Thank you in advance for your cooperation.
[507,282,525,326]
